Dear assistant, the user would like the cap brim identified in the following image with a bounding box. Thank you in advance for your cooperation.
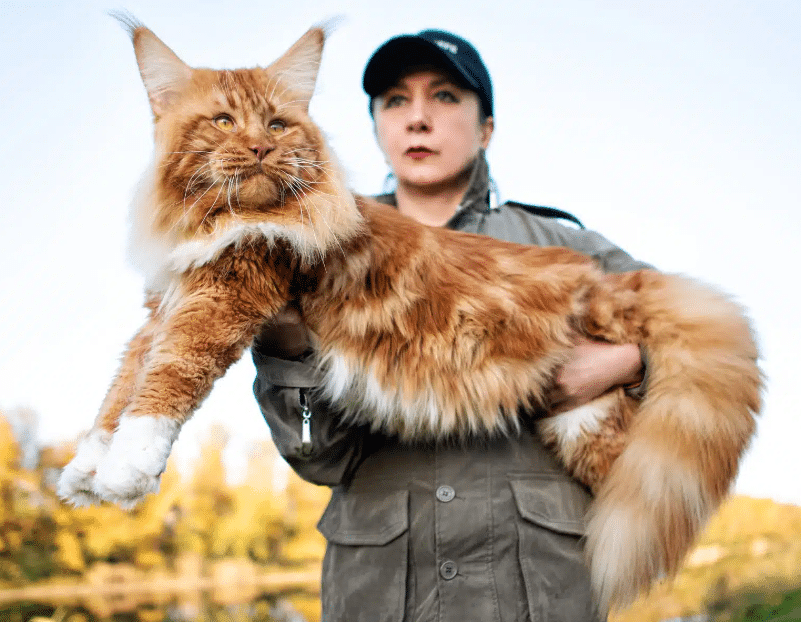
[362,35,479,98]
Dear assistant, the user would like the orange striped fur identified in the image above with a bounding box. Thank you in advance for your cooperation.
[58,19,762,609]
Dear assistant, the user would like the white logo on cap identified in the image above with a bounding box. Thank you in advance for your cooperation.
[435,40,458,55]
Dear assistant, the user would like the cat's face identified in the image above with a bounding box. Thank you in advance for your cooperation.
[126,20,331,236]
[156,67,325,215]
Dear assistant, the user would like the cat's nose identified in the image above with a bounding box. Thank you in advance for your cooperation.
[250,144,273,161]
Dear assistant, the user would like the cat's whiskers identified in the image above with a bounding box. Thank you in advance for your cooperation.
[282,148,318,158]
[266,73,282,103]
[310,200,346,261]
[233,169,243,212]
[183,161,214,192]
[196,179,228,231]
[178,162,216,231]
[225,175,234,216]
[282,171,347,261]
[166,150,216,155]
[286,177,340,202]
[285,156,331,173]
[275,169,314,250]
[289,156,331,169]
[274,98,312,111]
[285,180,326,269]
[223,174,243,222]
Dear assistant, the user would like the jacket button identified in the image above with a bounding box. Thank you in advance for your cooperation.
[440,560,458,580]
[436,485,455,502]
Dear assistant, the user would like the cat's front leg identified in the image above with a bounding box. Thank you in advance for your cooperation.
[57,428,113,506]
[92,268,287,507]
[58,294,162,506]
[92,414,180,509]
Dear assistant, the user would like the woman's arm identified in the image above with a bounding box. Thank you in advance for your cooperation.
[252,306,377,487]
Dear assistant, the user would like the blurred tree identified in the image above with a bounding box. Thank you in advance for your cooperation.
[176,425,235,558]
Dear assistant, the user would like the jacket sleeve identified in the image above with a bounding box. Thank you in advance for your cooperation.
[550,226,654,274]
[251,348,377,487]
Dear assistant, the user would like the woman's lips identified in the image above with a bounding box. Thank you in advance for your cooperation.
[405,147,435,160]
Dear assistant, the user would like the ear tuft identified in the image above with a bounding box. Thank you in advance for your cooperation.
[108,9,144,37]
[110,12,192,118]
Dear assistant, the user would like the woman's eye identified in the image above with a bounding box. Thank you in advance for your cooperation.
[213,115,235,131]
[268,119,286,135]
[434,90,458,103]
[384,94,406,108]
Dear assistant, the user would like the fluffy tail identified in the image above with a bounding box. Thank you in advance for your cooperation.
[584,270,762,609]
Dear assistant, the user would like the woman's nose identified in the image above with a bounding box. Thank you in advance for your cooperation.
[407,100,431,132]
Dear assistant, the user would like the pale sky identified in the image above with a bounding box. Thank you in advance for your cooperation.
[1,1,799,504]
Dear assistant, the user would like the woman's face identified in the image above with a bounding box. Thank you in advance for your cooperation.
[373,69,493,191]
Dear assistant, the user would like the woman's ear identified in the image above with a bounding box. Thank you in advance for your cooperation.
[480,116,494,149]
[372,119,392,167]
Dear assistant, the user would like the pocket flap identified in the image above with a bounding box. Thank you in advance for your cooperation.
[510,475,590,537]
[318,488,409,545]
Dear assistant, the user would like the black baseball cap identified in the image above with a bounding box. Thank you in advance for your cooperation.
[363,29,493,118]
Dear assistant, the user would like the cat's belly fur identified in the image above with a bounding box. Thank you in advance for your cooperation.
[314,348,559,439]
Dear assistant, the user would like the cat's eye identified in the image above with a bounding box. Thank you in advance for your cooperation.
[214,114,236,131]
[268,119,286,135]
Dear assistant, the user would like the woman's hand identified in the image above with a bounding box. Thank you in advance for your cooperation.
[549,337,643,414]
[254,302,311,359]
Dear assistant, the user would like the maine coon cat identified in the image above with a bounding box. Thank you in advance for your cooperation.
[58,18,762,609]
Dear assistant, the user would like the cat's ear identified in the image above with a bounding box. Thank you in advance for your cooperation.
[268,27,326,110]
[112,13,192,118]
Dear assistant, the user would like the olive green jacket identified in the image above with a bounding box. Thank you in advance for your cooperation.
[252,154,651,622]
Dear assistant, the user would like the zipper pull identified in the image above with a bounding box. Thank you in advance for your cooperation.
[299,388,313,456]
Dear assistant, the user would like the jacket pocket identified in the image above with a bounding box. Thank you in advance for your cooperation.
[317,487,409,622]
[509,475,603,622]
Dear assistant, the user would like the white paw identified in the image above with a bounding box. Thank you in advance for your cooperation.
[92,414,179,508]
[57,430,111,506]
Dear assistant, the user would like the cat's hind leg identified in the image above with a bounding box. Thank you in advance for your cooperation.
[537,389,634,493]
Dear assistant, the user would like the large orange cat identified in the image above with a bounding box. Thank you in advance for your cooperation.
[58,18,762,608]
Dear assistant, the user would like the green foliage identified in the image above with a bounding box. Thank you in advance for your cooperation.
[708,582,801,622]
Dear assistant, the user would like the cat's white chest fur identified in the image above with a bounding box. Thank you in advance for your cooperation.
[127,160,332,296]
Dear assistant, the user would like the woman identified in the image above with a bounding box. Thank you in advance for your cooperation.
[253,29,649,622]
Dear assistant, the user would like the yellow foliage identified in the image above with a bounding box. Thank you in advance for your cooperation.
[0,414,20,473]
[54,531,85,573]
[611,495,801,622]
[290,593,322,622]
[134,548,166,570]
[282,531,326,564]
[135,606,166,622]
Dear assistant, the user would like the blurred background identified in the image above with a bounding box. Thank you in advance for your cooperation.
[1,1,799,620]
